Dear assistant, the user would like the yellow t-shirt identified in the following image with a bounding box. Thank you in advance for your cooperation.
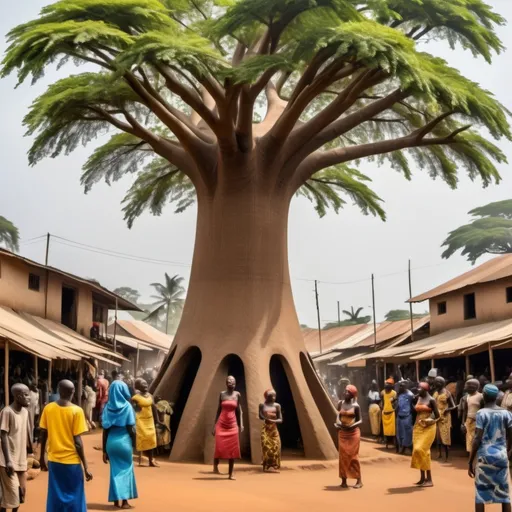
[39,402,88,464]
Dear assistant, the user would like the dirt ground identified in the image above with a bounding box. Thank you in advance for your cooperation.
[24,433,504,512]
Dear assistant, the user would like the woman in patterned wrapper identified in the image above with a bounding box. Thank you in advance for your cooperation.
[259,389,283,472]
[468,384,512,512]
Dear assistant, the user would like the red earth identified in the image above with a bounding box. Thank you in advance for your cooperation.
[24,432,497,512]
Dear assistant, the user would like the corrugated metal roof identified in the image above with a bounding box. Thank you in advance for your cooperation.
[328,352,372,367]
[116,320,173,350]
[25,314,128,362]
[114,335,153,351]
[411,318,512,360]
[311,349,342,363]
[409,254,512,303]
[303,324,369,355]
[355,316,430,347]
[0,248,142,312]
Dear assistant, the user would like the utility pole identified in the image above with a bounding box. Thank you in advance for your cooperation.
[44,233,50,319]
[337,301,341,326]
[408,259,415,343]
[371,274,378,380]
[314,280,322,354]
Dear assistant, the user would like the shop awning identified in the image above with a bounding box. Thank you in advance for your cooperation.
[311,350,342,363]
[328,352,372,367]
[25,314,129,362]
[113,335,153,351]
[115,320,173,351]
[411,319,512,360]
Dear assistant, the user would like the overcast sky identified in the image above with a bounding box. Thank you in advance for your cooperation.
[1,1,511,327]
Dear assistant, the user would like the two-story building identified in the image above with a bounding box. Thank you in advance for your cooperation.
[0,248,142,405]
[365,255,512,383]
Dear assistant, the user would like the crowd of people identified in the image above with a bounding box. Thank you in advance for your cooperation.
[0,367,510,512]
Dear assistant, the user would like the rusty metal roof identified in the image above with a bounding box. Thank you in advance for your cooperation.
[355,316,430,347]
[409,254,512,303]
[303,324,369,355]
[116,320,173,350]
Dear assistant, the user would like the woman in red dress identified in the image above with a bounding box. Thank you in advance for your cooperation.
[212,376,244,480]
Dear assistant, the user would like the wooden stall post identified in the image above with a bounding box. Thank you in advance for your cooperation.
[34,355,38,383]
[465,355,470,379]
[78,361,83,407]
[415,360,420,381]
[488,343,496,383]
[135,343,140,375]
[431,359,435,369]
[4,341,9,407]
[48,360,52,394]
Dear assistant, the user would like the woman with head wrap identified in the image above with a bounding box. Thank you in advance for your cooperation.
[433,376,456,462]
[461,378,484,454]
[258,389,282,472]
[468,384,512,511]
[381,378,397,449]
[367,380,381,439]
[335,385,362,489]
[102,381,138,509]
[411,381,440,487]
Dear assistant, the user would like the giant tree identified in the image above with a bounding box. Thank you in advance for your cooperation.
[3,0,509,462]
[442,199,512,264]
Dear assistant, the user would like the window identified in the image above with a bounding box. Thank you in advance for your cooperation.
[93,303,105,323]
[28,273,40,291]
[464,293,476,320]
[507,287,512,304]
[437,301,447,315]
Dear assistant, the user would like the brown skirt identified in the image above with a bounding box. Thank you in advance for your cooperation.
[338,427,361,480]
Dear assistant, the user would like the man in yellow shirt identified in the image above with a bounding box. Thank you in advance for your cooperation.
[39,380,93,512]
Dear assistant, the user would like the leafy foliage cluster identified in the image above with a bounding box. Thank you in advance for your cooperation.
[2,0,510,226]
[442,199,512,264]
[0,216,20,252]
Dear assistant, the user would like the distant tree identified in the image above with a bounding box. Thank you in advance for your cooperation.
[442,200,512,264]
[384,309,427,322]
[146,273,185,334]
[300,324,310,329]
[342,306,371,325]
[0,216,19,252]
[113,286,141,305]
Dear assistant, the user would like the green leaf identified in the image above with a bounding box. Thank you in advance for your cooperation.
[0,216,20,252]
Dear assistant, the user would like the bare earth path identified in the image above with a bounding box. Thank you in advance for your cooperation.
[25,433,502,511]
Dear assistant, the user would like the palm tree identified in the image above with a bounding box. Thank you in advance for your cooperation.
[145,274,185,334]
[0,216,19,252]
[342,306,371,324]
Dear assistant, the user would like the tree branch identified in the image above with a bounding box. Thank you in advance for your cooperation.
[291,124,469,191]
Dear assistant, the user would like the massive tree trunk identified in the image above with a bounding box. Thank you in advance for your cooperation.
[153,164,338,463]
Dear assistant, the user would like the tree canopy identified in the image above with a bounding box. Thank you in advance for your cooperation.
[384,309,427,322]
[0,216,20,252]
[442,199,512,264]
[2,0,509,226]
[113,286,142,304]
[324,305,371,328]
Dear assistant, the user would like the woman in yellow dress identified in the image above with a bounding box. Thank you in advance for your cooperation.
[433,376,456,462]
[381,378,397,449]
[411,382,440,487]
[132,379,159,467]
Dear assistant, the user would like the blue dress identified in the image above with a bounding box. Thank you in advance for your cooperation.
[475,408,512,505]
[396,390,414,449]
[106,426,138,503]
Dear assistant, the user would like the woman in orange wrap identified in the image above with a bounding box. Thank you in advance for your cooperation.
[335,384,363,489]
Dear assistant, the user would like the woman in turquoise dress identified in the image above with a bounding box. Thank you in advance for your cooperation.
[468,384,512,511]
[102,381,138,509]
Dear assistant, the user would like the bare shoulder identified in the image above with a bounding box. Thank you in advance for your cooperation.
[274,402,282,409]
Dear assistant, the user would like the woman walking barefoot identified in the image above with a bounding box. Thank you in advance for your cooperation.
[102,381,137,510]
[212,376,244,480]
[335,385,363,489]
[259,389,282,472]
[411,382,440,487]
